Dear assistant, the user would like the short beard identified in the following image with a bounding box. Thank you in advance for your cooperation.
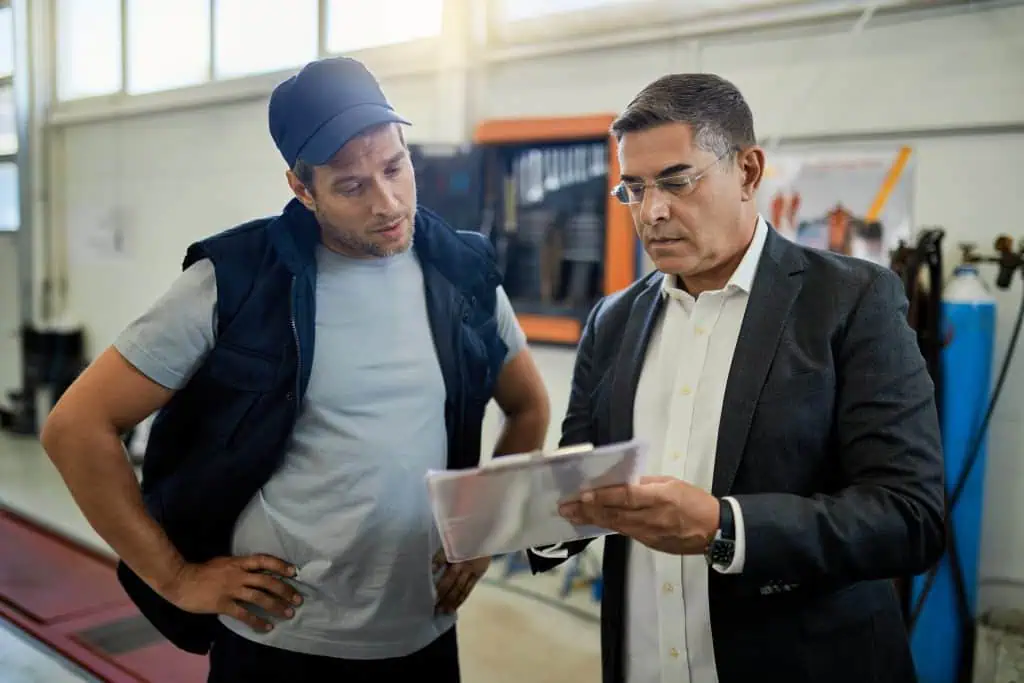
[315,206,414,258]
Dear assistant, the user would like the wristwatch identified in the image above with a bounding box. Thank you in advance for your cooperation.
[705,498,736,569]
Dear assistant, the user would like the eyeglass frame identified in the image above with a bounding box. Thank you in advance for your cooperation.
[610,148,737,206]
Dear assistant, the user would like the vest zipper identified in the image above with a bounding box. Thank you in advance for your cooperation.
[456,298,468,467]
[289,275,302,406]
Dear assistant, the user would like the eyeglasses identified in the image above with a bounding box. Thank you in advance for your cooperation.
[610,150,732,205]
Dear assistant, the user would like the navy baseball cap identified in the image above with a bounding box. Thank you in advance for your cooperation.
[268,57,410,168]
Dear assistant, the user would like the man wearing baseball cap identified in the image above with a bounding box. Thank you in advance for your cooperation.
[41,56,551,681]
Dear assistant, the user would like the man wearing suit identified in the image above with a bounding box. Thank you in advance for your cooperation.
[530,73,945,683]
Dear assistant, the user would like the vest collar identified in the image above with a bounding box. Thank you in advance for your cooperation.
[266,199,499,295]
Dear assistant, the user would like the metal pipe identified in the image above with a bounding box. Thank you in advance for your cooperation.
[760,121,1024,147]
[11,0,32,323]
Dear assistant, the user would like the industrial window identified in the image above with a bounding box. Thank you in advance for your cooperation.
[0,162,17,231]
[495,0,805,33]
[325,0,444,53]
[0,5,13,78]
[213,0,318,80]
[495,0,638,23]
[125,0,210,94]
[55,0,122,101]
[0,85,15,156]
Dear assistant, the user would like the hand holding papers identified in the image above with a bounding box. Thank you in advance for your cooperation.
[425,440,649,562]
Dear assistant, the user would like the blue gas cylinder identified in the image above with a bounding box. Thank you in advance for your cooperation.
[910,264,996,683]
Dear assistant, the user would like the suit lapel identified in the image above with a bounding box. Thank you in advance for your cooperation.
[712,229,806,496]
[608,277,664,443]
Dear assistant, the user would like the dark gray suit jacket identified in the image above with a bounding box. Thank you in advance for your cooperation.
[530,225,945,683]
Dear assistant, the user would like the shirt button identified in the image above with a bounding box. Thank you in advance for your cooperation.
[662,582,674,593]
[669,648,680,658]
[679,386,692,396]
[694,326,706,335]
[672,451,682,460]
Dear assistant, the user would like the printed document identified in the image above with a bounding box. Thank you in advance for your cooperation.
[426,439,649,562]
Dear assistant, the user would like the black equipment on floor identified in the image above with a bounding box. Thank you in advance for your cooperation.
[0,324,86,436]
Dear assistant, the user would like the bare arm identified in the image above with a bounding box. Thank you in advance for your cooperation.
[40,347,185,594]
[489,286,551,457]
[41,260,300,632]
[492,348,550,456]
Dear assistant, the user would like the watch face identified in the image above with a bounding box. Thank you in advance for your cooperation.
[708,540,735,567]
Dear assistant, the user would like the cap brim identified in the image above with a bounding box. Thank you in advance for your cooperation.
[297,103,411,166]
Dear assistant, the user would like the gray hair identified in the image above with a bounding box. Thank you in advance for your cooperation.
[610,73,756,159]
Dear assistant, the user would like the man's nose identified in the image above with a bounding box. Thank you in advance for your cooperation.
[639,188,669,225]
[369,182,400,216]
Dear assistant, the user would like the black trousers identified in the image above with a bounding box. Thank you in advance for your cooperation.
[207,625,461,682]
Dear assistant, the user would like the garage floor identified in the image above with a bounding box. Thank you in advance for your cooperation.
[0,619,99,683]
[0,432,602,682]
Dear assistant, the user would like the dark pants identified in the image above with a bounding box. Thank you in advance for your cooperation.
[207,626,461,683]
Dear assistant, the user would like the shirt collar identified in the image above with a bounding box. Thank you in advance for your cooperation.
[660,214,769,298]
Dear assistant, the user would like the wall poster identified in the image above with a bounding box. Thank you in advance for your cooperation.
[758,146,915,266]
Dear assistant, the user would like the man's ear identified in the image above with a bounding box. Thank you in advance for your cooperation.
[738,146,766,202]
[286,169,316,212]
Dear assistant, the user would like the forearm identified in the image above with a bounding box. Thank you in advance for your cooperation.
[732,484,943,586]
[41,418,185,595]
[492,406,549,457]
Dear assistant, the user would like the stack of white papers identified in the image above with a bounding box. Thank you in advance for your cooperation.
[426,439,649,562]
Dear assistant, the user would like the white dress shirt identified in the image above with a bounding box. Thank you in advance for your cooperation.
[531,217,768,682]
[625,216,767,683]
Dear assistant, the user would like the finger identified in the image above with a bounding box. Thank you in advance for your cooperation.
[639,475,675,485]
[223,600,272,633]
[451,571,479,610]
[558,501,582,518]
[435,566,460,604]
[560,501,599,527]
[436,566,471,608]
[241,554,297,578]
[570,504,614,527]
[569,505,650,532]
[578,485,633,508]
[439,569,476,612]
[233,587,295,619]
[582,483,659,509]
[246,572,304,607]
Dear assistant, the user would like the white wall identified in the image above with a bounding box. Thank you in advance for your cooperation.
[46,3,1024,608]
